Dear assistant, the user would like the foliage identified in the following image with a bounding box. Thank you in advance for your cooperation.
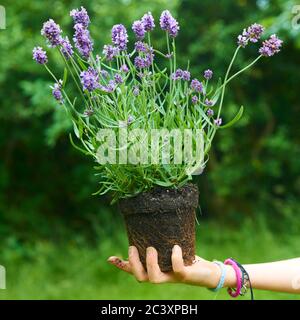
[1,220,300,300]
[33,6,281,202]
[0,0,300,239]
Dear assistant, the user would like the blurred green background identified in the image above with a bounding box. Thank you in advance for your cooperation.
[0,0,300,300]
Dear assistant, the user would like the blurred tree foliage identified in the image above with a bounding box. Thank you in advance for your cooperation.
[0,0,299,242]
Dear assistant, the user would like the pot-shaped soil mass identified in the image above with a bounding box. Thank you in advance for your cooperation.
[119,183,199,272]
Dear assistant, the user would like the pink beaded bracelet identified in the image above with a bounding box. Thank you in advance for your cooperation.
[224,258,243,298]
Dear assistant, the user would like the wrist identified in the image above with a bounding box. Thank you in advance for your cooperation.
[223,264,237,288]
[206,262,237,290]
[206,261,222,289]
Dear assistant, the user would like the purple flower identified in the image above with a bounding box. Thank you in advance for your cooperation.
[114,74,123,84]
[135,41,148,52]
[73,23,93,58]
[32,46,48,64]
[120,64,129,73]
[171,69,190,81]
[100,70,109,79]
[132,20,146,40]
[111,24,128,51]
[237,33,248,48]
[134,56,145,69]
[191,79,203,93]
[171,68,183,80]
[141,12,155,32]
[134,53,153,69]
[52,80,63,103]
[133,86,140,96]
[160,10,179,38]
[127,115,135,125]
[207,109,214,117]
[106,80,117,93]
[80,67,99,91]
[70,6,90,28]
[247,23,264,43]
[204,69,213,80]
[60,36,73,59]
[41,19,62,47]
[205,99,214,106]
[259,34,283,57]
[102,44,119,61]
[191,96,198,105]
[182,70,191,81]
[237,23,264,47]
[214,118,222,126]
[134,43,154,69]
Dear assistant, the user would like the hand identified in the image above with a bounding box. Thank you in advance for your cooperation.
[107,245,222,288]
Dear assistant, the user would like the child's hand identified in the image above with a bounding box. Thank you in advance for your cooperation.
[107,245,221,288]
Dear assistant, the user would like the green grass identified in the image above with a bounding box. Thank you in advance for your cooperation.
[0,218,299,300]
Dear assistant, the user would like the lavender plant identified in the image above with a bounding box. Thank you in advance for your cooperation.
[33,8,283,202]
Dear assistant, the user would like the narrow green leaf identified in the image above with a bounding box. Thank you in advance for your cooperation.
[63,68,68,87]
[220,106,244,129]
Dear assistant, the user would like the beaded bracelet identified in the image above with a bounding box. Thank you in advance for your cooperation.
[224,258,242,298]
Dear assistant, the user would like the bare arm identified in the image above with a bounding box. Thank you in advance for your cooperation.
[108,246,300,295]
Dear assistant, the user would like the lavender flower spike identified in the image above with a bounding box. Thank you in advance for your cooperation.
[132,20,146,40]
[41,19,62,47]
[207,109,214,117]
[60,36,74,59]
[237,23,264,47]
[182,70,191,81]
[111,24,128,51]
[32,47,48,64]
[103,45,119,61]
[114,74,123,84]
[160,10,179,38]
[191,96,198,105]
[259,34,283,57]
[73,23,93,58]
[52,80,63,103]
[70,6,90,28]
[142,12,155,32]
[247,23,264,43]
[191,79,203,93]
[133,86,140,96]
[214,118,222,126]
[171,69,183,80]
[80,67,99,92]
[135,41,148,53]
[204,69,213,80]
[120,64,129,73]
[205,99,214,106]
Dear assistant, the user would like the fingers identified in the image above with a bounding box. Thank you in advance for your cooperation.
[171,245,187,280]
[107,256,132,274]
[146,247,174,283]
[128,246,148,282]
[146,247,164,283]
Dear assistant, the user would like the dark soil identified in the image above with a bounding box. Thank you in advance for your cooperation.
[119,183,199,272]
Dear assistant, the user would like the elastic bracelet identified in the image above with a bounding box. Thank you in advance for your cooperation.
[230,258,254,300]
[208,261,227,292]
[224,258,242,298]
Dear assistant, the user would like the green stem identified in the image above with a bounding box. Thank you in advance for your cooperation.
[215,55,263,98]
[217,46,241,118]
